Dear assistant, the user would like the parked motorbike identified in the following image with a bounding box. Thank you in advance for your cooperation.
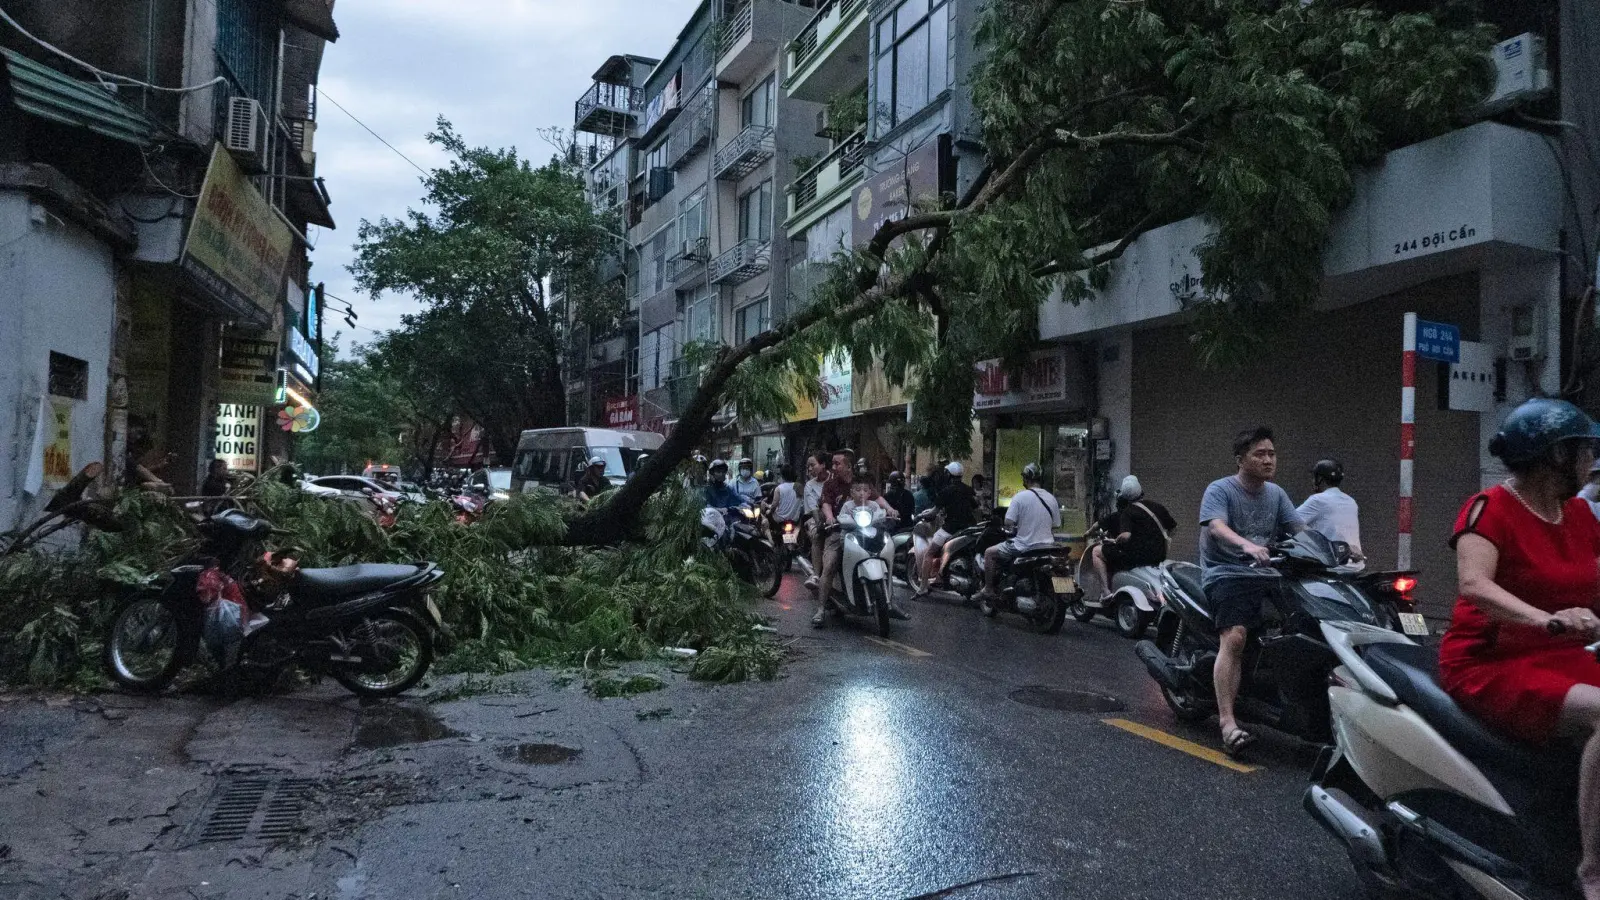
[1070,529,1166,639]
[1306,619,1594,899]
[1133,530,1389,743]
[450,485,490,525]
[102,509,446,698]
[816,507,898,637]
[975,538,1074,634]
[704,505,783,598]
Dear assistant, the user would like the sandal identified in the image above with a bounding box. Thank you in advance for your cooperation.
[1222,727,1257,757]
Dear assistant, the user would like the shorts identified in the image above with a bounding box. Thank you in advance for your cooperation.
[930,528,953,551]
[995,539,1046,563]
[1204,566,1281,632]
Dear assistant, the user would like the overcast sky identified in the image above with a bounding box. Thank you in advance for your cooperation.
[310,0,700,349]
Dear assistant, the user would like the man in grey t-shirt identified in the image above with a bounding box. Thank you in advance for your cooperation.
[1197,426,1304,756]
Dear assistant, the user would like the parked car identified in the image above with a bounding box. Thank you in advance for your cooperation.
[467,467,514,501]
[308,476,404,502]
[510,428,664,495]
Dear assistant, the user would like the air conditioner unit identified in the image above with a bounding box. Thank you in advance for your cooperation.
[681,237,706,260]
[1477,33,1552,116]
[224,97,268,172]
[814,109,831,139]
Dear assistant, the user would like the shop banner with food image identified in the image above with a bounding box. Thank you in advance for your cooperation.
[43,399,73,487]
[181,145,294,328]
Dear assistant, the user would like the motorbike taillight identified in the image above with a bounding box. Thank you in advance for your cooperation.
[1392,575,1418,596]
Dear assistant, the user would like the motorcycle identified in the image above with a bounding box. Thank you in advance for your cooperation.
[450,485,490,525]
[704,505,783,598]
[102,509,446,698]
[1070,528,1167,639]
[776,516,803,572]
[816,507,898,637]
[909,510,1004,604]
[1133,530,1390,743]
[975,536,1075,634]
[1306,619,1595,899]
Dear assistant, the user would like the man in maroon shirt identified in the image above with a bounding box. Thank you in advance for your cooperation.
[814,449,903,626]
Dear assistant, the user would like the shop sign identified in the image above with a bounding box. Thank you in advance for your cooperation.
[604,396,639,430]
[784,380,818,423]
[973,349,1072,410]
[1447,340,1496,413]
[287,326,319,385]
[852,357,914,414]
[214,403,260,472]
[43,399,73,488]
[817,353,854,421]
[181,145,294,326]
[852,139,945,248]
[644,416,671,436]
[219,334,280,405]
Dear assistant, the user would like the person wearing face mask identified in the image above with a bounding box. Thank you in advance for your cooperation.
[733,457,762,505]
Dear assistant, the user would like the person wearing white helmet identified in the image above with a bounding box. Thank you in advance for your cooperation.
[1089,475,1177,600]
[976,462,1062,603]
[577,456,610,503]
[921,461,979,586]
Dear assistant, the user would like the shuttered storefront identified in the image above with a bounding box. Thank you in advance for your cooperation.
[1129,273,1483,618]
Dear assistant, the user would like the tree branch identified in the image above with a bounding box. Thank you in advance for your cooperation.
[1030,207,1164,278]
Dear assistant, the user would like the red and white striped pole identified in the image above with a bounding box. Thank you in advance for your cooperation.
[1399,312,1417,570]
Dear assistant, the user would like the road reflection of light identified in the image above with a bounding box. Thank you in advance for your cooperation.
[832,685,908,852]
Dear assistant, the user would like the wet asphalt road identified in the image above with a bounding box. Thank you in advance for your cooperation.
[335,574,1361,900]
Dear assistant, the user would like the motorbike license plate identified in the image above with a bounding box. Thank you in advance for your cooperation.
[425,596,444,627]
[1397,612,1430,637]
[783,531,798,545]
[1051,576,1076,595]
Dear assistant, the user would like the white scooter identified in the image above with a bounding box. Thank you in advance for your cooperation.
[1069,531,1165,638]
[819,507,898,637]
[1307,619,1596,899]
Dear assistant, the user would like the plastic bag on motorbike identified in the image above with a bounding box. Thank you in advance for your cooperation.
[198,566,249,667]
[701,507,729,548]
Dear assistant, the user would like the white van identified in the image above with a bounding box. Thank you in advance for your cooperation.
[510,427,665,494]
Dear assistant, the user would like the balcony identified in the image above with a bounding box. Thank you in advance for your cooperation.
[716,0,781,84]
[784,0,868,102]
[575,81,643,137]
[668,237,709,285]
[785,128,866,230]
[667,88,714,170]
[714,124,776,181]
[710,239,771,286]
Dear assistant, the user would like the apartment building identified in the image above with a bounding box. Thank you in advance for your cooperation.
[0,0,337,530]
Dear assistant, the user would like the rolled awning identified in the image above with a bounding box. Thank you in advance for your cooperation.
[1,49,154,146]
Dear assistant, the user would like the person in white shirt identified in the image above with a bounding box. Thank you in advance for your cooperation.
[770,465,802,522]
[1297,458,1364,570]
[976,463,1061,603]
[802,453,831,589]
[1579,459,1600,521]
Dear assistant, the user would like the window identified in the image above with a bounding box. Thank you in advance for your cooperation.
[644,138,675,203]
[640,326,675,392]
[646,223,676,296]
[48,352,88,400]
[735,296,770,344]
[678,188,706,250]
[738,180,773,244]
[874,0,949,133]
[741,75,775,129]
[684,289,719,345]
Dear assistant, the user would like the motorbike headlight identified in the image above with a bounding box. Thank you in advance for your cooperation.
[854,509,873,528]
[742,507,760,520]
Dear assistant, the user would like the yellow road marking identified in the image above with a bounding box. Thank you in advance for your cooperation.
[1101,719,1261,773]
[863,636,932,658]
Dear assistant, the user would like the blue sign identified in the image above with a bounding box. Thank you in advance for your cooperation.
[1414,318,1460,363]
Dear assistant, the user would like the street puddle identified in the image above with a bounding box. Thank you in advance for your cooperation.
[499,743,581,765]
[354,705,460,748]
[1008,686,1126,714]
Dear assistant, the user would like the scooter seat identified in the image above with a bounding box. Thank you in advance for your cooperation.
[1362,642,1555,785]
[299,564,424,598]
[1166,563,1207,610]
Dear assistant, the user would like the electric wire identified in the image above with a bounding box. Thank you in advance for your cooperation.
[315,87,430,177]
[0,4,226,94]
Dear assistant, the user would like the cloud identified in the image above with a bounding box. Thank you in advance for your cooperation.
[312,0,701,348]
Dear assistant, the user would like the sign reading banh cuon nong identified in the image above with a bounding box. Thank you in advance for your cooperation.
[182,145,294,328]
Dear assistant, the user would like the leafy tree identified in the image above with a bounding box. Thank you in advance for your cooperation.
[294,337,409,475]
[565,0,1493,544]
[351,120,623,462]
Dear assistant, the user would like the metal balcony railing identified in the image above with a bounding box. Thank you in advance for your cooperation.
[667,88,715,170]
[788,0,867,73]
[710,239,771,286]
[719,2,754,55]
[788,128,865,212]
[575,81,644,136]
[714,124,776,181]
[668,238,709,284]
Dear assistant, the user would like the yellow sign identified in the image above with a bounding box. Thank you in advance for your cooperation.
[852,357,914,414]
[995,427,1042,507]
[43,399,72,487]
[181,145,294,325]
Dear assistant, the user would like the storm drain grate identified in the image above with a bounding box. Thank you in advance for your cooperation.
[198,777,316,843]
[1008,686,1126,714]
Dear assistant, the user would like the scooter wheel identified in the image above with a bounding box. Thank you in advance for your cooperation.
[1070,598,1098,623]
[978,595,999,618]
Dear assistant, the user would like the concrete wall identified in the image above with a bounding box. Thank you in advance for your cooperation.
[0,190,115,532]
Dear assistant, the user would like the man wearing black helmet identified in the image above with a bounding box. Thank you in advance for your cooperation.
[1297,458,1364,570]
[976,463,1061,604]
[883,471,916,525]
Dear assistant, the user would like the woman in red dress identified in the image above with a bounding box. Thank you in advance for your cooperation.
[1441,398,1600,898]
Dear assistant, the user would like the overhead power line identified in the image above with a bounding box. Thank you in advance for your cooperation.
[315,87,431,177]
[0,4,226,93]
